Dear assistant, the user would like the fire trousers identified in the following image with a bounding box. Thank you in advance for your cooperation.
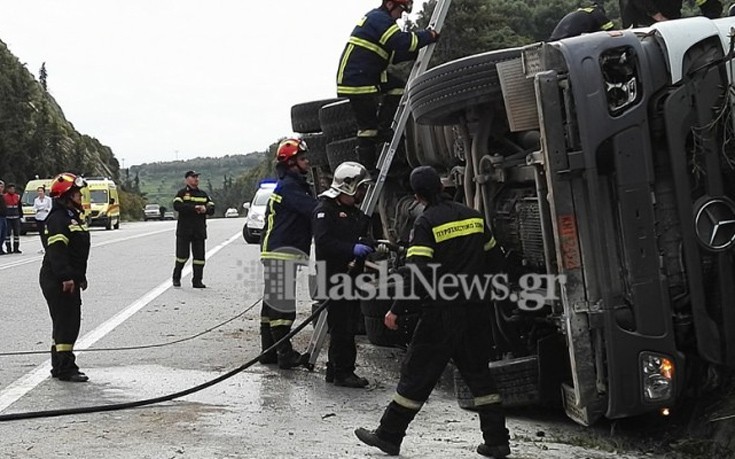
[40,276,82,377]
[173,236,205,283]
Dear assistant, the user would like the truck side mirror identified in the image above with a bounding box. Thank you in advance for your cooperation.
[243,202,251,210]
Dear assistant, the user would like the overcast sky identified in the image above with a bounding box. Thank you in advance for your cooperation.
[0,1,425,167]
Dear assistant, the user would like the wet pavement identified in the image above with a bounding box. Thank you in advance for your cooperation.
[0,219,691,458]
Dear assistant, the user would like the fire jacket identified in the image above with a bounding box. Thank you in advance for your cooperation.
[392,198,504,313]
[312,196,370,282]
[173,185,214,239]
[260,171,317,260]
[40,200,90,284]
[336,6,435,96]
[3,192,22,219]
[549,7,613,41]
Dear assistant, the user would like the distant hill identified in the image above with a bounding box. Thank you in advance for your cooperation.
[129,151,276,214]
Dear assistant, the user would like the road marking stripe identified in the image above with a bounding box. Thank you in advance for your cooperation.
[0,232,241,413]
[0,227,174,272]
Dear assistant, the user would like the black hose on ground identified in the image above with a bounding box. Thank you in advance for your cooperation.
[0,298,263,357]
[0,298,331,422]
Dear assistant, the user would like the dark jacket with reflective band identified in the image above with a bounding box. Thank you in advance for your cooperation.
[173,186,214,239]
[336,7,434,96]
[260,171,317,260]
[549,7,613,41]
[41,200,90,284]
[313,197,370,281]
[392,199,503,313]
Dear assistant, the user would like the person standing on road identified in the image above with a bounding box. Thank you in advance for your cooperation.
[33,186,53,251]
[3,183,23,254]
[0,180,7,255]
[355,166,511,457]
[313,162,375,388]
[259,138,318,369]
[549,4,613,41]
[172,170,215,288]
[336,0,439,173]
[41,172,90,382]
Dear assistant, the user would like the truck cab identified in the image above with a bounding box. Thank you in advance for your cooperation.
[296,14,735,425]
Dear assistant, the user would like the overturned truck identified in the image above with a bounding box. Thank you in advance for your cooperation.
[291,16,735,425]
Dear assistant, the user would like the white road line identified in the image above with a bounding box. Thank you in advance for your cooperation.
[0,228,174,272]
[0,232,241,413]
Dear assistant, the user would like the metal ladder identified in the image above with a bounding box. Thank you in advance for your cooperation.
[303,0,453,371]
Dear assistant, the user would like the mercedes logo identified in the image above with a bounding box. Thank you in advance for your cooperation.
[694,197,735,252]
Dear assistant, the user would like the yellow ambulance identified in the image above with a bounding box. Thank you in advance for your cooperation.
[86,178,120,230]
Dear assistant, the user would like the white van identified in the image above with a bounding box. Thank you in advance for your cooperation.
[242,181,276,244]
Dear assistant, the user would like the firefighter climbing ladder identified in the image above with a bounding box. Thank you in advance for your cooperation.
[303,0,453,371]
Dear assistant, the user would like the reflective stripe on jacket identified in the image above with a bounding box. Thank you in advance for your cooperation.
[336,7,434,96]
[173,186,214,239]
[260,171,317,259]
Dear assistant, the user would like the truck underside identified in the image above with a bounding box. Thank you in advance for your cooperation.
[291,16,735,426]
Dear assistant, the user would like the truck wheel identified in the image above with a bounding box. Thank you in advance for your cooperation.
[291,98,343,134]
[319,99,357,139]
[326,137,359,171]
[408,48,521,125]
[364,316,405,348]
[301,132,329,168]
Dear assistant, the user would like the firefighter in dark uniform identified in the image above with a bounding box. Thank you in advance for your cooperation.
[313,162,374,388]
[41,172,90,382]
[259,138,317,369]
[336,0,439,171]
[355,166,511,457]
[549,4,614,41]
[172,170,215,288]
[620,0,721,27]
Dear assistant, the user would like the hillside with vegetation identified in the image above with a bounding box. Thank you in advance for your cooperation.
[128,142,280,216]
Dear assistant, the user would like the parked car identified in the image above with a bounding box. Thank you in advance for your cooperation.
[224,207,239,218]
[143,204,162,221]
[163,211,176,220]
[243,181,276,244]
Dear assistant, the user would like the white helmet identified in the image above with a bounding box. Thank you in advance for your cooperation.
[320,161,374,198]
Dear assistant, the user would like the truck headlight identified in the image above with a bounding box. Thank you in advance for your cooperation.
[641,352,674,402]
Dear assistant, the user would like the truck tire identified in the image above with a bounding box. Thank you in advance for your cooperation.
[408,48,522,125]
[364,316,405,348]
[326,137,359,171]
[291,98,343,134]
[319,99,357,139]
[302,132,329,168]
[455,356,539,410]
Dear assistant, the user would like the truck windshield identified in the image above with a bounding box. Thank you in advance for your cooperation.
[21,191,35,206]
[90,190,108,203]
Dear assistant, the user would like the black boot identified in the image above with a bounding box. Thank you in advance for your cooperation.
[271,325,302,369]
[50,345,60,378]
[13,241,21,254]
[172,262,184,287]
[356,137,378,172]
[259,323,277,364]
[56,351,88,382]
[477,404,510,457]
[356,400,419,455]
[192,264,206,288]
[334,373,369,388]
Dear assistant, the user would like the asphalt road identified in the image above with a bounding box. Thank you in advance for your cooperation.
[0,218,667,458]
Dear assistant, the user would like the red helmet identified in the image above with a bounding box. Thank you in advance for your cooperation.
[50,172,87,198]
[276,138,308,163]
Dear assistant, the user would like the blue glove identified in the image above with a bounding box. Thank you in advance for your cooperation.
[353,243,374,259]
